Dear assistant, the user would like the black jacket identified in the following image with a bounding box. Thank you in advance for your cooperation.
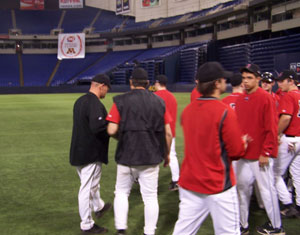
[70,92,109,166]
[113,89,166,166]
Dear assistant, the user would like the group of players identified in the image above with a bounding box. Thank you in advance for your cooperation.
[70,62,300,235]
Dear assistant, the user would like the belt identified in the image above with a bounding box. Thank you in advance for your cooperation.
[285,135,299,138]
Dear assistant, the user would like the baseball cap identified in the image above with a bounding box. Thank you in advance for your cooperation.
[92,74,111,88]
[131,67,148,80]
[229,73,243,86]
[155,75,168,84]
[240,64,261,77]
[261,72,275,83]
[196,62,232,83]
[276,70,298,81]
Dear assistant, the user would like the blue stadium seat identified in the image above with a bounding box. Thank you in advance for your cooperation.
[0,54,20,86]
[0,10,12,34]
[15,10,61,34]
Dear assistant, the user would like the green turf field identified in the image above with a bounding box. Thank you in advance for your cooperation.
[0,93,298,235]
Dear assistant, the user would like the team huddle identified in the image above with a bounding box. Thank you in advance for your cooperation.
[69,62,300,235]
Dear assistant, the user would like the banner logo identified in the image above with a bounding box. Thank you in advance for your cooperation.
[58,33,85,60]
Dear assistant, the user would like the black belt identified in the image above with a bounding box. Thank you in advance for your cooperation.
[286,135,298,138]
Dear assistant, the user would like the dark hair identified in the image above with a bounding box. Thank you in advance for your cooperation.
[131,79,149,88]
[198,80,218,96]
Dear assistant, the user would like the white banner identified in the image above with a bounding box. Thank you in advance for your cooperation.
[59,0,83,9]
[57,33,85,60]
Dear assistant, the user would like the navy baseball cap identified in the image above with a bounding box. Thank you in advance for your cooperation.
[240,64,261,77]
[276,70,298,81]
[92,74,111,88]
[155,75,168,85]
[131,67,148,80]
[229,73,243,86]
[196,62,232,83]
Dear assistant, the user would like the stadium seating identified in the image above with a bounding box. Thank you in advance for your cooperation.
[93,10,125,33]
[0,10,12,34]
[52,52,105,85]
[218,43,251,72]
[15,9,62,34]
[0,54,20,86]
[62,7,99,33]
[22,54,58,86]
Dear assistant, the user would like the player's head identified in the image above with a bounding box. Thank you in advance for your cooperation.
[154,74,168,90]
[130,67,149,89]
[229,73,243,87]
[196,62,232,97]
[240,64,261,93]
[275,70,298,92]
[90,74,111,98]
[261,72,275,93]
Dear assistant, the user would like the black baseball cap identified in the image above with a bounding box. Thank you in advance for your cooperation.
[276,70,298,81]
[261,72,275,83]
[196,62,232,83]
[240,64,261,77]
[131,67,148,80]
[92,74,111,88]
[229,73,243,86]
[155,75,168,85]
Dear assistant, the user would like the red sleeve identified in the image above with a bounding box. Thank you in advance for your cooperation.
[222,108,245,159]
[106,103,121,124]
[261,96,278,157]
[164,110,172,124]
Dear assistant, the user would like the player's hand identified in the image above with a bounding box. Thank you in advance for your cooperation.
[258,155,269,168]
[288,142,296,155]
[242,134,252,150]
[164,155,170,167]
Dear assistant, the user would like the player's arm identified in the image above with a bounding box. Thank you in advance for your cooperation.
[164,123,172,167]
[106,103,121,140]
[107,122,119,139]
[278,114,292,135]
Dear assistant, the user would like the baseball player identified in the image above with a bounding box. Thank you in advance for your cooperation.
[154,75,180,191]
[190,79,202,102]
[273,70,300,218]
[235,64,284,235]
[173,62,246,235]
[106,68,173,235]
[261,72,280,108]
[70,74,112,234]
[222,72,244,110]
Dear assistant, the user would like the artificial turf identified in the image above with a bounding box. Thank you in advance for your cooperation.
[0,93,298,235]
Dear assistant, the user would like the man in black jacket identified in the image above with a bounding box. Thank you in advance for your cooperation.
[70,74,112,234]
[106,68,173,235]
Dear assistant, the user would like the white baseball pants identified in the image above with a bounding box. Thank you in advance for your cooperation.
[114,164,160,235]
[170,138,180,182]
[76,162,105,230]
[274,135,300,206]
[173,186,240,235]
[236,159,281,229]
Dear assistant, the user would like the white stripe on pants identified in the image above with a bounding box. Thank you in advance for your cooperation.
[77,162,105,230]
[236,159,281,229]
[114,164,159,235]
[170,138,180,182]
[173,186,240,235]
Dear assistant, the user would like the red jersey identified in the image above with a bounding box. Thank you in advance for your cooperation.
[271,92,280,110]
[235,88,278,159]
[278,89,300,136]
[154,89,177,137]
[276,88,285,98]
[190,87,202,102]
[179,98,245,195]
[222,92,242,110]
[106,103,172,125]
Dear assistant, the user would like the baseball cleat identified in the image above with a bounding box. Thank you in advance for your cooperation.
[169,181,179,191]
[81,224,108,234]
[95,203,112,218]
[256,222,285,235]
[240,225,249,235]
